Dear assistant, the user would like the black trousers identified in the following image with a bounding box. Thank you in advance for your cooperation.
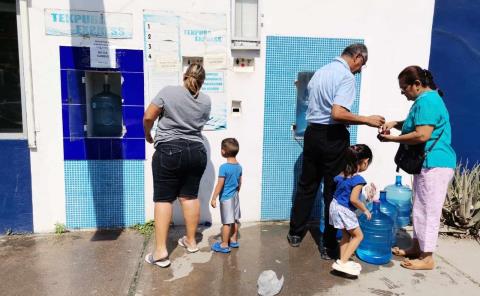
[289,123,350,249]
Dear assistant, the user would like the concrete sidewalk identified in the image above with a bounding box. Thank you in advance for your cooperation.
[1,223,479,296]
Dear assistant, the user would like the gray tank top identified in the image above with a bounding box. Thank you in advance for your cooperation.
[151,85,211,146]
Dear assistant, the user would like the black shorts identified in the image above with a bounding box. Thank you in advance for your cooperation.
[152,139,207,202]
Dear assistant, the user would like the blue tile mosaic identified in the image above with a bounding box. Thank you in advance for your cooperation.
[64,138,87,160]
[261,36,363,221]
[121,72,145,106]
[62,104,86,138]
[111,139,124,159]
[60,46,91,70]
[121,139,146,160]
[123,106,145,138]
[60,70,69,104]
[117,49,144,73]
[60,46,143,72]
[65,160,145,229]
[61,70,86,104]
[60,46,145,160]
[84,139,113,160]
[61,46,146,229]
[64,138,145,160]
[62,106,69,138]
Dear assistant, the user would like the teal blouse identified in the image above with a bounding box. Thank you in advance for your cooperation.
[401,90,456,168]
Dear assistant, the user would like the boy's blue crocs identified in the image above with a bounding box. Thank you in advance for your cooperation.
[211,241,231,253]
[229,241,240,248]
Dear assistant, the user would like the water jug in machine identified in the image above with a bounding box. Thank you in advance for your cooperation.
[90,74,123,137]
[384,175,412,228]
[356,201,394,265]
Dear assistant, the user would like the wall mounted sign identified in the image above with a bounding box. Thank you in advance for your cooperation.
[143,11,227,130]
[45,9,133,38]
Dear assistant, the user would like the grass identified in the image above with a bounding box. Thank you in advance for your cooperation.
[54,223,67,235]
[131,220,155,237]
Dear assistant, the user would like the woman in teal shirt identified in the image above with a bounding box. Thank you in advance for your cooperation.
[378,66,456,270]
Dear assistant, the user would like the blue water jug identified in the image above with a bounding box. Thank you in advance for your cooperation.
[90,75,123,137]
[368,191,399,246]
[384,176,412,228]
[356,201,393,265]
[355,192,367,216]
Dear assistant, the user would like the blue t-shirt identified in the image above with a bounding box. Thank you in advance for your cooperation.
[333,175,367,211]
[219,163,242,201]
[402,90,456,168]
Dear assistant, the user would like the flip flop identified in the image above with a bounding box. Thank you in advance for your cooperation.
[229,241,240,248]
[178,236,199,253]
[400,258,434,270]
[144,253,171,268]
[392,247,420,259]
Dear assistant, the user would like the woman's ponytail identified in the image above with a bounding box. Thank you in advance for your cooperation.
[424,69,444,97]
[183,63,206,98]
[399,66,443,97]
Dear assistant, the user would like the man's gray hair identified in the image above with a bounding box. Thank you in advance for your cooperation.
[342,43,368,60]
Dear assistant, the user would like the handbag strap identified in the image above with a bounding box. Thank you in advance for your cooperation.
[425,126,445,154]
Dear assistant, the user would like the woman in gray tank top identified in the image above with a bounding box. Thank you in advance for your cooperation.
[143,63,211,268]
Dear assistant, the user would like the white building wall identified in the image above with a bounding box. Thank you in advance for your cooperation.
[27,0,435,232]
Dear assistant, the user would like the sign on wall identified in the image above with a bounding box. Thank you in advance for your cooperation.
[144,11,227,131]
[89,39,116,68]
[45,9,133,38]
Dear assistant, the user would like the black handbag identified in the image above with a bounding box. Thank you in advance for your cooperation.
[394,128,444,174]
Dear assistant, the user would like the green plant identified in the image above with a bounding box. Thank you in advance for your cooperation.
[132,220,155,237]
[54,223,67,235]
[443,163,480,235]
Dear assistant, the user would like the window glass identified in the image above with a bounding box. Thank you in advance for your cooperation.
[234,0,258,39]
[0,1,22,133]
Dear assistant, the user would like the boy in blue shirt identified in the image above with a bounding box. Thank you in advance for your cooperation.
[210,138,242,253]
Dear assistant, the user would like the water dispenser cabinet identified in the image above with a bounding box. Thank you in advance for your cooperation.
[85,72,124,138]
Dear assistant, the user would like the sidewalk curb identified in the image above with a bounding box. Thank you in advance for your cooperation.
[127,235,151,296]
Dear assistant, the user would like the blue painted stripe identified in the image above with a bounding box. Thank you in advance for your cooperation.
[0,140,33,233]
[429,0,480,164]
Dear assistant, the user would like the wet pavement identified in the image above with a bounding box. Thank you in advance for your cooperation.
[0,230,144,296]
[1,223,479,296]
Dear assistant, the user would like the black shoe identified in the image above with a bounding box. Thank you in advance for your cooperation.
[320,247,339,260]
[287,234,302,247]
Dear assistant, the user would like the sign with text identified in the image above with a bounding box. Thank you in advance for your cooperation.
[89,39,116,68]
[45,9,133,38]
[143,11,227,130]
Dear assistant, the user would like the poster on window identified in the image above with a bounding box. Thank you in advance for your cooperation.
[143,11,227,131]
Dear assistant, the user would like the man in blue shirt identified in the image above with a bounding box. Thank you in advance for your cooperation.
[288,44,385,260]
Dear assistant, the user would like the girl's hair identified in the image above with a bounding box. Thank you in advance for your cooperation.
[343,144,373,176]
[183,63,206,98]
[398,65,443,97]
